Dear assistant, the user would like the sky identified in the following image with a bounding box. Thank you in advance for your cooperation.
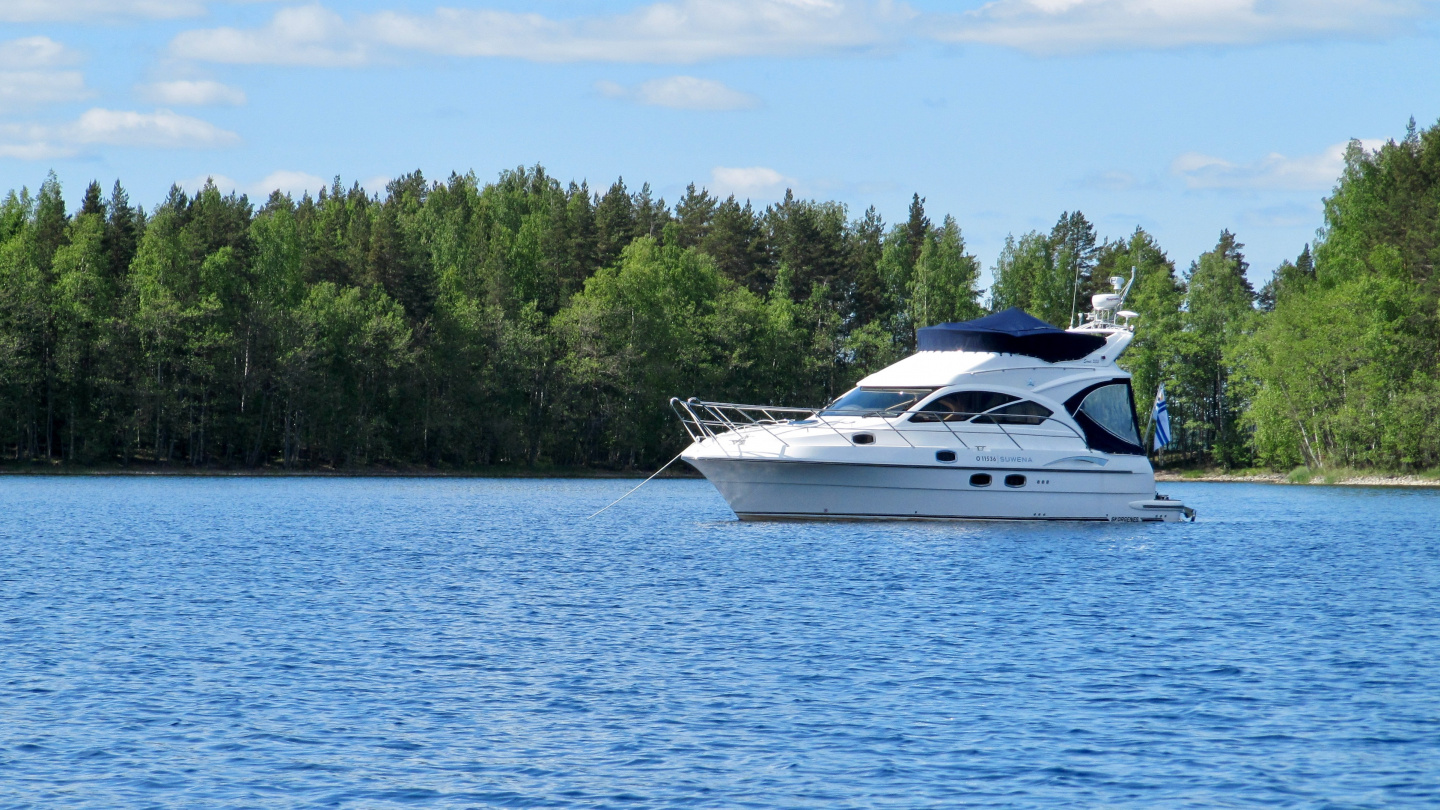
[2,0,1438,285]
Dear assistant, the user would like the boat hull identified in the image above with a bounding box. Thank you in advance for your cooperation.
[684,456,1190,522]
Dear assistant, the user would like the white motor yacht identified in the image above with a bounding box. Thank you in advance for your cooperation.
[672,278,1194,523]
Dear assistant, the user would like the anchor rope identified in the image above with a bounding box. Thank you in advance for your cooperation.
[586,451,686,519]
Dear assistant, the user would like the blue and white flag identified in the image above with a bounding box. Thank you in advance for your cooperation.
[1151,384,1171,451]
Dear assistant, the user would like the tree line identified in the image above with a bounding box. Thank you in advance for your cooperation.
[1,117,1437,472]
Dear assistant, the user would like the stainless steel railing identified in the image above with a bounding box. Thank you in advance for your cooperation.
[669,396,1091,452]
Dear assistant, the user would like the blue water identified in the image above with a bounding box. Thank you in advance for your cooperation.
[1,478,1438,808]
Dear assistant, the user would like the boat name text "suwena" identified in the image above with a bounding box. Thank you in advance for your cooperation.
[975,455,1032,463]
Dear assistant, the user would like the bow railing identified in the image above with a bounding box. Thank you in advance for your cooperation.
[670,396,1092,453]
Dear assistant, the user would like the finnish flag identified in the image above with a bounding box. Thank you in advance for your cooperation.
[1152,384,1171,451]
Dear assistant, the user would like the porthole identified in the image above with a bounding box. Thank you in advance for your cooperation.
[969,473,991,487]
[936,450,957,463]
[1005,474,1026,488]
[852,433,875,445]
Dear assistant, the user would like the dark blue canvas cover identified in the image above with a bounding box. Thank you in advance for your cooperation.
[916,308,1107,362]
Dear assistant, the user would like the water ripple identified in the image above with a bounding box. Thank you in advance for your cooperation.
[0,478,1437,807]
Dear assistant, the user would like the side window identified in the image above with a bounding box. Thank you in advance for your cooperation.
[1078,383,1141,444]
[910,391,1016,423]
[975,400,1054,426]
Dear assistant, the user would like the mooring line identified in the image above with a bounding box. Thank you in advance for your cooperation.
[587,451,686,519]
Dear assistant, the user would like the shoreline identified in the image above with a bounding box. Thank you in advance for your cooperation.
[0,465,703,480]
[1155,471,1440,488]
[2,465,1436,488]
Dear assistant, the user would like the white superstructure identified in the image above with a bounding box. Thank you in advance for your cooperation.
[672,277,1193,523]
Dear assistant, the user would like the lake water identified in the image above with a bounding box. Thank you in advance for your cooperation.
[1,477,1438,808]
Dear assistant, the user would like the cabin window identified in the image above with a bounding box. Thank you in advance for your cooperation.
[910,390,1017,422]
[1005,474,1026,488]
[1077,384,1141,445]
[973,400,1054,426]
[936,450,957,463]
[969,473,991,487]
[823,387,933,416]
[852,433,875,445]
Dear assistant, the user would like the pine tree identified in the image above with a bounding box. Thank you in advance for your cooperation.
[847,206,885,326]
[34,172,68,271]
[904,193,929,269]
[674,183,717,249]
[79,181,105,218]
[1049,211,1099,326]
[702,195,768,293]
[1174,230,1256,467]
[104,181,141,279]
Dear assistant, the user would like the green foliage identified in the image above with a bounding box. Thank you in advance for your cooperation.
[1173,230,1256,468]
[1238,120,1440,471]
[989,231,1071,326]
[908,215,983,329]
[0,167,985,469]
[1104,228,1184,448]
[989,212,1099,328]
[8,121,1435,473]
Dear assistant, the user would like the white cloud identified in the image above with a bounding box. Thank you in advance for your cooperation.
[0,71,91,109]
[710,166,797,198]
[0,108,240,159]
[171,5,367,66]
[180,171,393,199]
[172,0,911,65]
[1172,139,1385,191]
[932,0,1428,54]
[0,39,91,111]
[0,36,81,68]
[181,170,328,198]
[597,76,759,109]
[251,170,328,197]
[139,80,248,106]
[176,173,242,194]
[66,108,240,148]
[0,0,208,23]
[0,122,70,160]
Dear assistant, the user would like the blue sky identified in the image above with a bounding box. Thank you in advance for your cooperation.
[2,0,1438,284]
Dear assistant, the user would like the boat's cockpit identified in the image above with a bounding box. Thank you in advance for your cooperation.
[813,380,1146,455]
[820,386,1057,426]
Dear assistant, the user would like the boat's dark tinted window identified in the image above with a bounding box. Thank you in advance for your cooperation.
[852,433,875,445]
[1078,384,1141,444]
[969,473,991,487]
[1005,474,1026,488]
[910,390,1017,422]
[936,450,957,462]
[974,400,1053,426]
[823,388,932,415]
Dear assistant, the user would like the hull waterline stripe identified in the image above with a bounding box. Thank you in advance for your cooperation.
[685,457,1138,475]
[736,512,1165,523]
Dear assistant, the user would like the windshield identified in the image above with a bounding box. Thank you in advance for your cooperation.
[822,388,934,415]
[1077,383,1141,444]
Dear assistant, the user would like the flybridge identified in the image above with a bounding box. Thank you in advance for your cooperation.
[915,308,1106,363]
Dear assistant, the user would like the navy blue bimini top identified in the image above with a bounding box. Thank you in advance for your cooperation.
[915,308,1107,363]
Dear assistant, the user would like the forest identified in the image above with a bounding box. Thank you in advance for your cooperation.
[2,117,1438,474]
